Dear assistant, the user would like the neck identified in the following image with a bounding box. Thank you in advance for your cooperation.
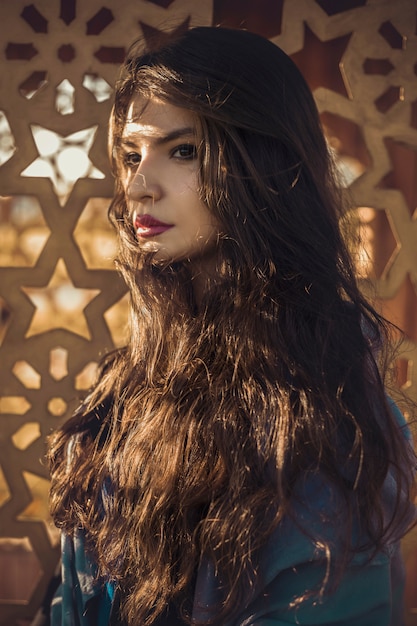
[189,258,219,308]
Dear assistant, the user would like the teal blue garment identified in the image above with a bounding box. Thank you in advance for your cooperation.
[220,477,406,625]
[51,509,408,626]
[50,397,415,625]
[51,531,113,626]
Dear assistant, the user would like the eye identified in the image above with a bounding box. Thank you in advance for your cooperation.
[172,144,197,160]
[123,151,141,168]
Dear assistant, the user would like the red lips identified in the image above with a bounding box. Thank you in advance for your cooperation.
[134,214,173,237]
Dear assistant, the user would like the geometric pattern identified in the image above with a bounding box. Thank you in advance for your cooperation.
[1,0,417,623]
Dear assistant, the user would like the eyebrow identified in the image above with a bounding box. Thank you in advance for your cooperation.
[121,126,196,148]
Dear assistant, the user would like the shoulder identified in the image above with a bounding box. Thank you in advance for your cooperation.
[231,396,415,626]
[234,548,396,625]
[230,469,401,626]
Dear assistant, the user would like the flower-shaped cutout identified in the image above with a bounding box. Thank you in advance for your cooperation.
[12,423,41,450]
[48,397,68,416]
[49,347,68,381]
[86,7,114,34]
[363,58,394,76]
[60,0,75,25]
[75,361,99,390]
[5,42,38,60]
[364,21,412,113]
[21,125,105,206]
[379,21,405,50]
[0,396,31,415]
[7,348,78,433]
[12,361,41,389]
[56,79,75,115]
[19,71,48,99]
[7,2,125,109]
[21,4,48,33]
[375,86,405,114]
[57,43,76,62]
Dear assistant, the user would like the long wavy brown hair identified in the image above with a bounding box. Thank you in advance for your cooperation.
[48,27,416,625]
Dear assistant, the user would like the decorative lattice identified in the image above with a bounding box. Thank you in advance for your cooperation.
[0,1,416,624]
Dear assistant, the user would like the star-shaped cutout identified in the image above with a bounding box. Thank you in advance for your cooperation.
[139,17,190,50]
[21,258,100,339]
[21,125,105,206]
[378,139,417,218]
[290,24,352,97]
[18,471,60,546]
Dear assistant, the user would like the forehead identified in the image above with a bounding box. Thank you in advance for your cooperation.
[122,96,197,139]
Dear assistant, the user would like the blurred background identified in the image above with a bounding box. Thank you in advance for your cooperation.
[0,0,416,623]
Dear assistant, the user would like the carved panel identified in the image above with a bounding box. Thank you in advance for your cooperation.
[0,0,416,623]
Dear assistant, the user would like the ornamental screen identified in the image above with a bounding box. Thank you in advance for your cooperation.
[0,1,417,624]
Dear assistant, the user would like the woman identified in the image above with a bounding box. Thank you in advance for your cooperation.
[48,26,416,625]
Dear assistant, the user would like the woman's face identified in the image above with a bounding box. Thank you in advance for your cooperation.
[119,96,221,271]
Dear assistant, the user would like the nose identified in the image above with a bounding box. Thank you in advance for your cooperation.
[128,162,162,203]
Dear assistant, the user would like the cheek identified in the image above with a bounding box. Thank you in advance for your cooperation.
[194,213,221,250]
